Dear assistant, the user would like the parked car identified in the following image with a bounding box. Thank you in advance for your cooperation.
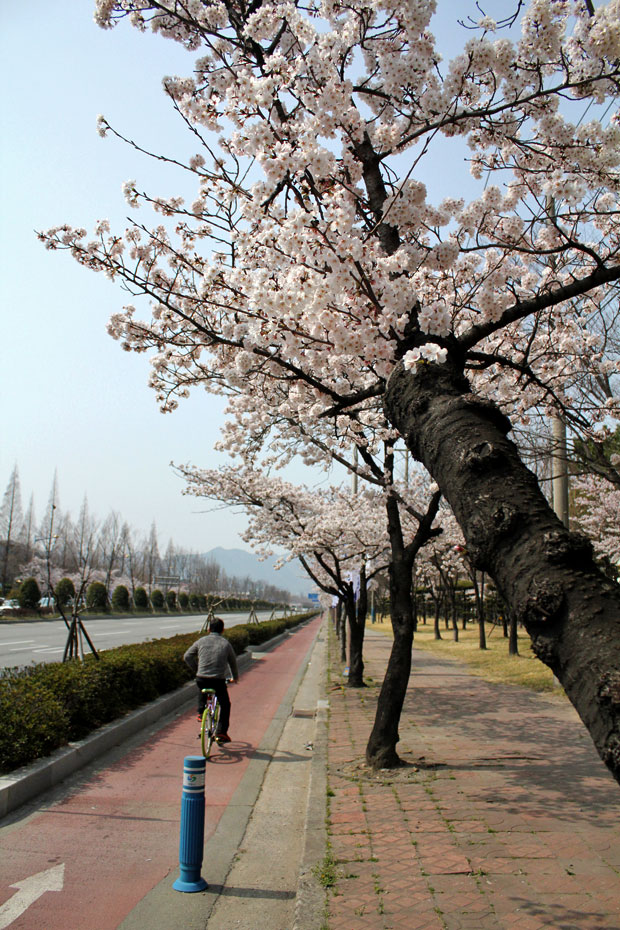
[0,599,20,613]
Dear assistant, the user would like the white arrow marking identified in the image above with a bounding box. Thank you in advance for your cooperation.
[0,864,65,929]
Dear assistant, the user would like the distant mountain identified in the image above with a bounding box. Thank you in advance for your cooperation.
[203,547,312,599]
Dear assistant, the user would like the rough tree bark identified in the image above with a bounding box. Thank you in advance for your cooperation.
[433,600,442,640]
[365,491,441,768]
[336,601,347,664]
[365,500,415,767]
[347,567,367,688]
[384,358,620,785]
[509,613,520,656]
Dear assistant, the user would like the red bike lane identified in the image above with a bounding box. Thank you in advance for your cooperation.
[0,617,322,930]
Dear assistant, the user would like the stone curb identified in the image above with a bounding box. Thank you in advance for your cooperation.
[292,623,329,930]
[0,624,318,819]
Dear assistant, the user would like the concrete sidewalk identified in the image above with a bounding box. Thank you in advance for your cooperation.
[321,628,620,930]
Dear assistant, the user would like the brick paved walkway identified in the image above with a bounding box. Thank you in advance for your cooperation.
[325,628,620,930]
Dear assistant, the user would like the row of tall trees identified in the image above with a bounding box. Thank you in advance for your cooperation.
[0,467,292,605]
[45,0,620,782]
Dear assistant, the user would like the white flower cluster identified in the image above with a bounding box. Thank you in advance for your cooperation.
[418,301,451,336]
[122,180,139,208]
[403,344,448,368]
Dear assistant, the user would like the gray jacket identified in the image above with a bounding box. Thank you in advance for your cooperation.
[183,632,239,680]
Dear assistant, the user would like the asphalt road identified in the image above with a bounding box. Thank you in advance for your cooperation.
[0,611,283,669]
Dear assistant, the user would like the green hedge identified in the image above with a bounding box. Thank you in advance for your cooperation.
[0,613,315,774]
[245,618,288,644]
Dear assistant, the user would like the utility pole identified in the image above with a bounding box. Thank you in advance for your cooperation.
[551,415,570,529]
[546,195,570,532]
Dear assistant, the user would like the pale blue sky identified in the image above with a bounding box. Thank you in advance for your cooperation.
[0,1,492,553]
[0,1,251,551]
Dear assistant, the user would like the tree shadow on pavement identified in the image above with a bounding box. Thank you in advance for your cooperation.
[399,649,620,825]
[207,884,296,900]
[512,895,611,930]
[208,741,312,765]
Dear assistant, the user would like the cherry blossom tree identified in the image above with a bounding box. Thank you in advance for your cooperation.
[179,463,389,684]
[41,0,620,780]
[178,450,443,764]
[215,377,448,764]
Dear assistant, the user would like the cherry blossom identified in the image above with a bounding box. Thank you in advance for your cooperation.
[37,0,620,779]
[573,472,620,566]
[34,0,620,439]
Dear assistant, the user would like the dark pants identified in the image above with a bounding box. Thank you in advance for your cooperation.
[196,677,231,734]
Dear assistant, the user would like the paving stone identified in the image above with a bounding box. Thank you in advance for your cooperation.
[324,629,620,930]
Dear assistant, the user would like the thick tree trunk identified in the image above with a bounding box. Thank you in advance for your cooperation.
[366,519,415,767]
[339,607,347,663]
[433,602,442,640]
[452,603,459,642]
[478,573,487,650]
[473,579,487,650]
[385,359,620,784]
[509,613,519,656]
[365,490,440,768]
[365,596,413,767]
[346,586,366,688]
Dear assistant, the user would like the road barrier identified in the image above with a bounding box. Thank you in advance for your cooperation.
[173,755,208,893]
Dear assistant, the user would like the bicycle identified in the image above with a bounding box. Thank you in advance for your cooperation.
[199,688,221,758]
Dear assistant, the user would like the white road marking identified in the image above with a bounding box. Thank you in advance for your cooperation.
[94,630,131,636]
[0,864,65,929]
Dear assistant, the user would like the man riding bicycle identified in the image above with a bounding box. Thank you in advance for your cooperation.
[183,617,239,743]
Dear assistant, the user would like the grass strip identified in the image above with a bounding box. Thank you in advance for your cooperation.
[371,618,565,697]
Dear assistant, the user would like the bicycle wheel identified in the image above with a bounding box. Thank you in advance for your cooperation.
[212,701,221,742]
[201,705,215,758]
[202,697,222,758]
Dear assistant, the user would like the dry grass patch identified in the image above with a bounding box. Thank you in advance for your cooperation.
[370,618,565,698]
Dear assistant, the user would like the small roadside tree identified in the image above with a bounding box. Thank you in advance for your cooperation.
[86,581,108,612]
[111,584,130,612]
[151,589,165,611]
[55,577,76,609]
[18,577,40,611]
[133,586,149,611]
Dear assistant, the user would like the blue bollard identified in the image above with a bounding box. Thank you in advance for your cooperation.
[173,755,208,892]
